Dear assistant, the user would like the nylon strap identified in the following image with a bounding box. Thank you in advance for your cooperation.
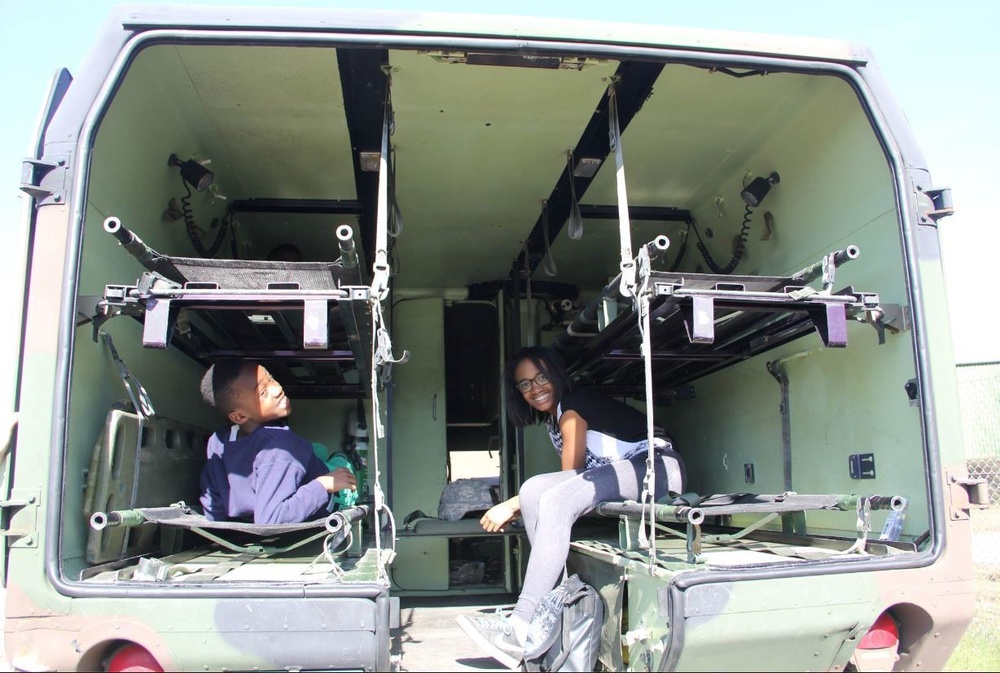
[608,81,635,298]
[371,72,393,300]
[369,297,400,582]
[100,331,155,418]
[635,246,658,565]
[566,151,584,240]
[541,200,558,277]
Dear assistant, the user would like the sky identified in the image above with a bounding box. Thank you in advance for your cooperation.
[0,0,998,413]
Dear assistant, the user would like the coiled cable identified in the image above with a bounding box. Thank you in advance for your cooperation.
[180,179,231,258]
[693,203,753,275]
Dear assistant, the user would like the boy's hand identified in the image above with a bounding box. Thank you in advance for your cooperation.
[318,468,357,493]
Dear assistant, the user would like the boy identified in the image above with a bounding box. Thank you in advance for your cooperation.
[199,360,356,524]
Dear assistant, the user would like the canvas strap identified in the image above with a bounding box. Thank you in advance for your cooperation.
[100,331,155,418]
[608,80,635,298]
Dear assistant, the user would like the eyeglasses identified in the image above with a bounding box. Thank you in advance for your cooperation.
[515,372,550,393]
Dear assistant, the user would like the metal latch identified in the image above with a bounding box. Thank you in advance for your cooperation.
[915,185,954,225]
[0,489,40,547]
[20,156,70,205]
[947,470,989,520]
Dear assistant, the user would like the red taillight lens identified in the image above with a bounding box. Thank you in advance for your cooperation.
[858,612,900,650]
[106,643,164,673]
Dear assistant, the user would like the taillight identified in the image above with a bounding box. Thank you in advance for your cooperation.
[858,612,899,649]
[850,612,900,672]
[106,643,164,673]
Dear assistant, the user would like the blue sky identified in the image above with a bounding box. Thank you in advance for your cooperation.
[0,0,997,409]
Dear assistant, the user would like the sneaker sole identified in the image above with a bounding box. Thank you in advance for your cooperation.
[455,614,523,670]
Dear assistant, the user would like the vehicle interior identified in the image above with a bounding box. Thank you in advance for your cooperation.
[66,35,927,623]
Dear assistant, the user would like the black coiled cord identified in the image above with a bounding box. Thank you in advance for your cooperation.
[180,179,231,258]
[694,203,753,275]
[668,221,692,272]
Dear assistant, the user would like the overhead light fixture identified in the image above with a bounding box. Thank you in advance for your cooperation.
[740,171,780,208]
[168,153,215,192]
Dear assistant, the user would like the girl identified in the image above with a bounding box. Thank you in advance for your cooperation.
[457,345,685,668]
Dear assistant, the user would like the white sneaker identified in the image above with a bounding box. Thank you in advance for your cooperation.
[456,612,525,669]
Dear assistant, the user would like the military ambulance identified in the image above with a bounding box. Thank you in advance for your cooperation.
[4,4,986,671]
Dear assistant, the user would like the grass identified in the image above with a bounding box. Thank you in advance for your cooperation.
[944,506,1000,672]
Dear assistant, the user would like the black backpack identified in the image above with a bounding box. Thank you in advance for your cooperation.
[523,574,604,672]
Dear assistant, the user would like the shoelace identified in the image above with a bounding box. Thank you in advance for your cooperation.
[474,615,513,635]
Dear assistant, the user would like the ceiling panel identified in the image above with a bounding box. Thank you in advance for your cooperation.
[179,45,357,201]
[388,49,619,289]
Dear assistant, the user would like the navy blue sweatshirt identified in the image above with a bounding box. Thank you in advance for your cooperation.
[199,425,329,524]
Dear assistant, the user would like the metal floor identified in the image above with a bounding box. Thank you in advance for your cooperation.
[393,593,518,672]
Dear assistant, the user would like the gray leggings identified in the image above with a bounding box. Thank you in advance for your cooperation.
[512,452,684,623]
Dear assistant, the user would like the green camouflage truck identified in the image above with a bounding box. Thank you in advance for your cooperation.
[3,4,987,671]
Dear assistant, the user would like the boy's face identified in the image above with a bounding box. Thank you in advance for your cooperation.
[227,365,292,428]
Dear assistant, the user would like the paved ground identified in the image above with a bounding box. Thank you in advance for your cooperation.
[394,594,515,672]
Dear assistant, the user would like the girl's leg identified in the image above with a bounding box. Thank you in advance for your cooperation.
[517,469,582,545]
[511,453,681,623]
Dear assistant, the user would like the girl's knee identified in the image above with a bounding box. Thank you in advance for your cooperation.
[519,474,549,510]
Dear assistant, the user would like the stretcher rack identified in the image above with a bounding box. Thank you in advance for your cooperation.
[92,217,374,398]
[555,245,881,391]
[598,492,907,564]
[90,502,371,557]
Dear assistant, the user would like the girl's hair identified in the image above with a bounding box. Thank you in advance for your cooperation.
[503,345,574,427]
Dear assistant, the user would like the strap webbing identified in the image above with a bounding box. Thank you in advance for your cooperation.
[608,82,635,299]
[100,331,154,418]
[370,73,393,300]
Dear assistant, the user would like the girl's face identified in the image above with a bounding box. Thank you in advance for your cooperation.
[514,358,557,415]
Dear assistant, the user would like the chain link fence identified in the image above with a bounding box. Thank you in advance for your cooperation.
[968,457,1000,507]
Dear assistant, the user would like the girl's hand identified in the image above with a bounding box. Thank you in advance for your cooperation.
[480,501,517,532]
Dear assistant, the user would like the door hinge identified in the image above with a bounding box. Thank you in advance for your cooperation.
[0,489,40,548]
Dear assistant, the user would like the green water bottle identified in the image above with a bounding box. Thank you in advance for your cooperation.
[313,443,359,511]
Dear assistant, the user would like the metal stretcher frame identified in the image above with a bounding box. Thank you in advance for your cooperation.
[597,492,906,564]
[89,503,372,556]
[93,218,376,397]
[556,246,881,391]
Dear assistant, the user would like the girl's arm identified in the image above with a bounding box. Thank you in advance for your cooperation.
[559,410,588,470]
[480,495,520,532]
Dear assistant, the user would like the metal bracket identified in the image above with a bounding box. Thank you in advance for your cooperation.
[947,470,989,520]
[344,286,371,302]
[303,299,330,349]
[0,489,40,548]
[619,515,641,551]
[20,156,69,204]
[921,187,954,223]
[862,303,910,345]
[143,297,176,349]
[681,295,715,343]
[808,302,848,347]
